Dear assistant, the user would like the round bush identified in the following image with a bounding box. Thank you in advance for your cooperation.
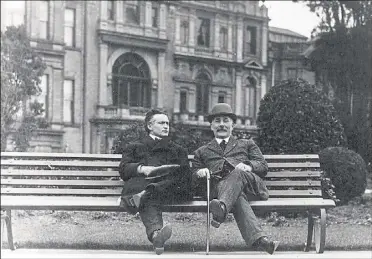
[319,147,367,204]
[257,79,347,154]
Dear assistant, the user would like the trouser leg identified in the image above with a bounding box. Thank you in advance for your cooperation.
[232,194,266,247]
[139,198,163,242]
[216,168,250,212]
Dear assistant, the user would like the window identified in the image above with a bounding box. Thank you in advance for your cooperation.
[287,68,297,79]
[220,27,228,51]
[31,74,49,118]
[107,0,115,20]
[39,1,49,39]
[220,1,229,9]
[180,91,187,113]
[63,80,74,124]
[196,73,210,115]
[245,77,256,118]
[218,92,226,103]
[64,8,75,47]
[180,20,189,45]
[245,26,257,55]
[1,1,25,31]
[152,7,158,27]
[197,18,210,47]
[126,3,140,24]
[112,53,151,108]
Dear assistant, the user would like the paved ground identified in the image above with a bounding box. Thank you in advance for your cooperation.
[1,249,371,259]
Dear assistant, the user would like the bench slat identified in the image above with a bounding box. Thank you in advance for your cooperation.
[1,170,322,178]
[0,152,319,160]
[268,162,320,168]
[1,170,119,177]
[2,179,321,187]
[265,171,321,178]
[2,179,124,187]
[1,188,322,197]
[0,196,335,211]
[1,160,119,168]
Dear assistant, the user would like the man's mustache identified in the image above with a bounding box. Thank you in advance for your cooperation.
[217,128,227,131]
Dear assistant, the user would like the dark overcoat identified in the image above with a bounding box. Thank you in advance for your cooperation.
[118,135,192,202]
[192,136,269,200]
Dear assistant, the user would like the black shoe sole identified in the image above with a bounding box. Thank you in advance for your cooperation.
[267,241,280,255]
[153,224,172,255]
[210,199,225,228]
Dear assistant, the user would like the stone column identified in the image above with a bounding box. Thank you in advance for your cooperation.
[235,71,242,116]
[262,22,268,66]
[236,17,244,62]
[261,74,267,99]
[189,12,195,53]
[175,12,181,45]
[116,1,124,24]
[145,1,152,33]
[214,14,220,53]
[98,41,108,117]
[228,18,233,54]
[159,4,167,39]
[174,88,180,113]
[100,1,107,20]
[189,88,196,113]
[157,52,165,108]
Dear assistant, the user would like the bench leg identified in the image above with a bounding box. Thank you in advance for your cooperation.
[304,212,314,252]
[314,209,326,253]
[3,210,16,250]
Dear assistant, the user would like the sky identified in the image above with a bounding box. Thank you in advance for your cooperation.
[265,1,321,38]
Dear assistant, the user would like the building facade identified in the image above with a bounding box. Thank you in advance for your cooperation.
[1,1,312,154]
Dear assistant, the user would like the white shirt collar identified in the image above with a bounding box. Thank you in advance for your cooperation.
[215,137,230,144]
[149,134,162,141]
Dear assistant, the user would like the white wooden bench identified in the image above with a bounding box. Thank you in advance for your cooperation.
[1,152,335,253]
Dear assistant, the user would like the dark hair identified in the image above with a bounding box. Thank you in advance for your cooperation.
[144,109,168,133]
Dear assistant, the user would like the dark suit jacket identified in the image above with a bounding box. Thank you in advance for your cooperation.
[118,135,192,202]
[192,136,269,200]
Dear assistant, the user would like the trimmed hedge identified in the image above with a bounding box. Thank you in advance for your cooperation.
[319,147,367,204]
[257,79,347,154]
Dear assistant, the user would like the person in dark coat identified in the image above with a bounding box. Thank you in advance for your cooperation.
[118,109,192,255]
[192,103,279,255]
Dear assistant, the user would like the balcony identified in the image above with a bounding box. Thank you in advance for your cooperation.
[95,105,148,122]
[173,112,258,129]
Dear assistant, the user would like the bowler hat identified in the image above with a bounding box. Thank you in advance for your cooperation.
[207,103,237,123]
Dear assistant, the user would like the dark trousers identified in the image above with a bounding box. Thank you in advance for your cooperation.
[139,188,191,242]
[195,168,267,246]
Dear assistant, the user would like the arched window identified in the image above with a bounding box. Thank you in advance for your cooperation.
[245,77,256,118]
[112,53,151,108]
[195,72,210,115]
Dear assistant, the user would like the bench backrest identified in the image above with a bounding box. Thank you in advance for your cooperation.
[1,152,323,199]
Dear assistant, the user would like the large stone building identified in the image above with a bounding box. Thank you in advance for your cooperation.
[1,1,312,154]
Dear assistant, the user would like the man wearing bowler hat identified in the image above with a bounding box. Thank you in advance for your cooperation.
[192,103,279,255]
[118,109,192,255]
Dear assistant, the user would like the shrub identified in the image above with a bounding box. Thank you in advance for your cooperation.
[319,147,367,204]
[257,79,347,154]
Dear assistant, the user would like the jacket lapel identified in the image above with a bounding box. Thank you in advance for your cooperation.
[207,139,224,155]
[224,136,238,155]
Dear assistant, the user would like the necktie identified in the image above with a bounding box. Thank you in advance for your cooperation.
[220,140,227,151]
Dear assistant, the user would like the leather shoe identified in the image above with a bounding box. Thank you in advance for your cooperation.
[253,236,279,255]
[209,199,227,228]
[152,224,172,255]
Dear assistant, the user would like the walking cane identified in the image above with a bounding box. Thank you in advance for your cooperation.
[206,169,211,255]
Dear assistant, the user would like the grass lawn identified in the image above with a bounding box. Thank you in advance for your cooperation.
[3,194,371,252]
